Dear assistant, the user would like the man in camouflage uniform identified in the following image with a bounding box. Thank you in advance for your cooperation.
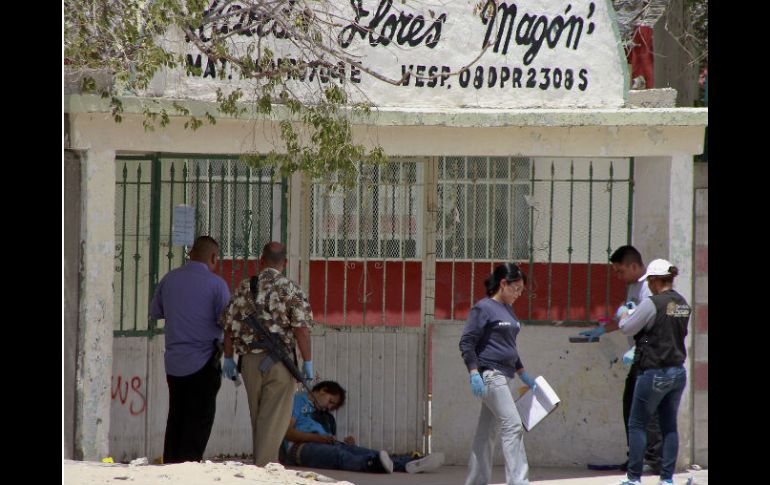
[220,242,314,466]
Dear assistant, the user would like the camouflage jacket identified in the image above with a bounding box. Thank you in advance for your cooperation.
[220,268,313,355]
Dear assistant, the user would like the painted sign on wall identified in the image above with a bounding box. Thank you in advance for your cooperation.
[157,0,627,108]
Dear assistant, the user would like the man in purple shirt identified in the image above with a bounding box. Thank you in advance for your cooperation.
[150,236,231,463]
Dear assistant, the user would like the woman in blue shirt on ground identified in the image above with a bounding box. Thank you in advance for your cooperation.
[459,262,537,485]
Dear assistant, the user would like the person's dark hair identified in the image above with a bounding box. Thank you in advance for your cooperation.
[313,380,346,407]
[649,265,679,284]
[190,236,219,262]
[610,245,643,266]
[261,242,287,264]
[485,263,527,297]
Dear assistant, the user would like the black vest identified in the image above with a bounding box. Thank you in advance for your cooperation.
[634,290,691,370]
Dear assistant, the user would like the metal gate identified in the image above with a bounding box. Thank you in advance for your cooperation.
[434,156,635,325]
[306,156,634,455]
[308,158,428,455]
[113,154,286,334]
[110,153,633,459]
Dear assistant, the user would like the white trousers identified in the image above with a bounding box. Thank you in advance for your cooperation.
[464,369,529,485]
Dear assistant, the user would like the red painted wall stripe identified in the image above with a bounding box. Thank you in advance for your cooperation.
[693,362,708,391]
[694,304,708,333]
[308,260,626,326]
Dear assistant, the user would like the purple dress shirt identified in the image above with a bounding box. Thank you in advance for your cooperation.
[150,261,231,376]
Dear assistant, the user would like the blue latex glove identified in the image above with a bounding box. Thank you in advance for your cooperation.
[579,326,605,341]
[519,371,537,393]
[622,346,636,366]
[470,371,486,398]
[615,305,630,320]
[303,360,314,381]
[223,356,238,380]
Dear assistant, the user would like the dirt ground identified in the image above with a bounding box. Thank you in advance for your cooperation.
[62,460,351,485]
[62,459,708,485]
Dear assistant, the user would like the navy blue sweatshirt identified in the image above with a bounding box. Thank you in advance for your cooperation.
[459,297,524,378]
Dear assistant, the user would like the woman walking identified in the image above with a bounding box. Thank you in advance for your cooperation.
[459,263,537,485]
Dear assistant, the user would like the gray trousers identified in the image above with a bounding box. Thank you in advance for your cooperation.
[464,369,529,485]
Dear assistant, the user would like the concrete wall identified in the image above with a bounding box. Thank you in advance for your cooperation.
[110,336,254,462]
[632,155,695,469]
[65,106,706,160]
[64,150,82,459]
[692,163,707,467]
[432,322,630,466]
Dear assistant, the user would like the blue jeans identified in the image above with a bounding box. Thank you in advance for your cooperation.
[627,366,687,481]
[288,441,412,472]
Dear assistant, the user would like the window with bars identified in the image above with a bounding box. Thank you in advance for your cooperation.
[310,160,424,260]
[437,156,531,261]
[182,159,278,259]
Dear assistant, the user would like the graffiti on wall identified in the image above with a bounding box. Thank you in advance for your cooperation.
[111,375,147,416]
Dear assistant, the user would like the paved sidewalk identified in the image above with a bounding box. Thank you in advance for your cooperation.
[290,465,708,485]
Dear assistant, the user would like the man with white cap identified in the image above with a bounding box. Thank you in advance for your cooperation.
[612,259,691,485]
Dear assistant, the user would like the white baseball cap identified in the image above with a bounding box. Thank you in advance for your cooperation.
[638,259,675,281]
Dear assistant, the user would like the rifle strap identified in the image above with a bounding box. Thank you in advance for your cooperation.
[259,354,276,372]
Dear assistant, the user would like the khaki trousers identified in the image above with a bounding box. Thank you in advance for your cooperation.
[241,352,297,466]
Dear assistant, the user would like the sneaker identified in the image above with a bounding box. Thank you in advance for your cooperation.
[614,480,641,485]
[378,450,394,474]
[405,452,445,474]
[659,480,674,485]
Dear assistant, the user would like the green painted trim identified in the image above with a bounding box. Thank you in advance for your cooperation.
[604,0,631,105]
[530,177,631,182]
[521,320,603,327]
[280,177,287,243]
[566,161,575,321]
[311,325,426,335]
[431,319,605,328]
[148,155,162,332]
[120,153,244,161]
[528,162,535,320]
[586,162,594,320]
[627,158,635,245]
[116,155,154,161]
[119,163,128,331]
[547,162,555,320]
[162,153,243,160]
[114,329,165,338]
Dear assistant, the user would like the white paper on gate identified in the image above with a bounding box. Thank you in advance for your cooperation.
[514,376,561,431]
[172,204,196,246]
